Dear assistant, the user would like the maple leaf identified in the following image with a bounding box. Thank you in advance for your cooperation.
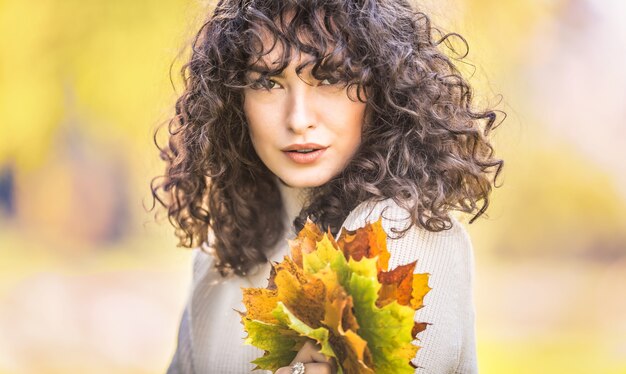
[378,261,417,307]
[271,256,327,328]
[241,287,279,323]
[302,233,345,275]
[240,257,329,371]
[272,302,340,362]
[288,218,324,268]
[241,256,327,326]
[337,217,391,273]
[241,317,302,371]
[240,218,431,373]
[410,272,432,311]
[299,233,376,372]
[316,266,374,373]
[377,262,432,310]
[347,271,419,374]
[301,233,419,373]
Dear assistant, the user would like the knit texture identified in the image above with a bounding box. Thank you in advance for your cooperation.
[166,183,478,373]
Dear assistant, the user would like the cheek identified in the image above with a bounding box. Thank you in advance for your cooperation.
[329,103,365,161]
[243,93,282,143]
[342,86,367,133]
[243,99,265,144]
[347,103,366,143]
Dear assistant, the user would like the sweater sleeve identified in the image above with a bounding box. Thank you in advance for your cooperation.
[166,248,215,374]
[341,199,478,374]
[166,304,194,374]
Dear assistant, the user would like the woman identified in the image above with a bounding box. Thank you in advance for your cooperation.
[152,0,503,372]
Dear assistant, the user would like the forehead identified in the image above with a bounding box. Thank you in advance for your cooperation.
[248,28,287,64]
[245,9,340,72]
[247,27,318,70]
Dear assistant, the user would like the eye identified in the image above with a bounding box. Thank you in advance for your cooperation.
[249,76,281,91]
[319,77,341,86]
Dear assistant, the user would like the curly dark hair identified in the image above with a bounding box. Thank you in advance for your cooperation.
[151,0,504,278]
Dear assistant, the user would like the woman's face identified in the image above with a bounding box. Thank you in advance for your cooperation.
[243,40,367,188]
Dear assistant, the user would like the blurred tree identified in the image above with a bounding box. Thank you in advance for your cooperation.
[0,162,15,218]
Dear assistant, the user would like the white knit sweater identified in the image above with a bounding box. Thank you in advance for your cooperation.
[166,182,478,373]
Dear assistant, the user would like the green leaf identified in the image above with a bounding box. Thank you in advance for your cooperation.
[302,234,344,274]
[242,317,300,371]
[272,302,339,360]
[346,272,418,374]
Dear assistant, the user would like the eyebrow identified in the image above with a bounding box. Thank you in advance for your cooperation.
[247,64,286,77]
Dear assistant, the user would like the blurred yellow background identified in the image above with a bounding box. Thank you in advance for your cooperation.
[1,0,625,373]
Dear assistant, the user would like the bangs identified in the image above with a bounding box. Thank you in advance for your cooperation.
[239,2,365,84]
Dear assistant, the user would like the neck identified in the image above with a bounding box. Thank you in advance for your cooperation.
[275,177,311,227]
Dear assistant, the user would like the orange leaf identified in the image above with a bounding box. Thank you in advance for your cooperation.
[241,287,279,323]
[411,273,431,311]
[272,256,327,328]
[337,217,390,272]
[289,218,324,267]
[412,321,430,337]
[376,261,417,308]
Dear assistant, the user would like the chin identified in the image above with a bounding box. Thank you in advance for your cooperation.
[278,174,329,188]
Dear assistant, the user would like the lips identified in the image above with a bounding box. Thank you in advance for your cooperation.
[281,143,329,164]
[282,143,328,152]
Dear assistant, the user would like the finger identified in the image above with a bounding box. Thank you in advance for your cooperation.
[275,362,332,374]
[309,347,332,364]
[306,341,331,364]
[289,340,316,364]
[290,340,332,365]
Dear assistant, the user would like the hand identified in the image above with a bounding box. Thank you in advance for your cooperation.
[275,339,337,374]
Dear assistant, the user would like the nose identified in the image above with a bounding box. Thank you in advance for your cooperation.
[286,86,317,135]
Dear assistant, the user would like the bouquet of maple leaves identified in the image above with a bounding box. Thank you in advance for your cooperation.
[237,218,432,374]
